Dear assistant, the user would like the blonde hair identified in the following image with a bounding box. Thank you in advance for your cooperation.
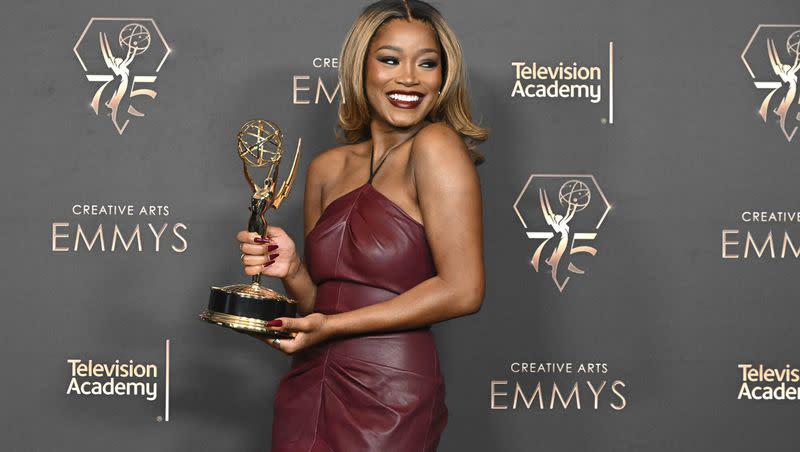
[337,0,489,164]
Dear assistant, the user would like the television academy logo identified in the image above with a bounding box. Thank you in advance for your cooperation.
[510,42,615,124]
[513,174,611,292]
[741,25,800,141]
[738,363,800,401]
[66,339,171,422]
[73,18,171,134]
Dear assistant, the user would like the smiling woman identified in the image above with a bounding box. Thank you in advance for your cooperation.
[338,0,487,163]
[235,1,488,450]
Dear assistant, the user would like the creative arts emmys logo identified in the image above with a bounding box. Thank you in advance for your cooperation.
[73,18,171,134]
[722,210,800,260]
[741,25,800,141]
[51,203,188,254]
[514,175,611,292]
[490,361,627,412]
[293,56,343,105]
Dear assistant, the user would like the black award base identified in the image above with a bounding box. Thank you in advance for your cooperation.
[200,283,297,338]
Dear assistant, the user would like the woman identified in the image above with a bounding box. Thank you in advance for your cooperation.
[237,1,488,450]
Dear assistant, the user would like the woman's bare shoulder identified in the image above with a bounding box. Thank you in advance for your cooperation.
[416,121,462,142]
[410,122,471,170]
[307,143,357,187]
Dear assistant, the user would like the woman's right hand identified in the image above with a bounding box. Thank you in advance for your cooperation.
[236,225,300,280]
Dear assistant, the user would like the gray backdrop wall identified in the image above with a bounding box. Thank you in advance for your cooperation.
[2,0,800,450]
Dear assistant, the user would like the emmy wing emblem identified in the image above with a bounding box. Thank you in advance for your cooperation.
[200,119,302,337]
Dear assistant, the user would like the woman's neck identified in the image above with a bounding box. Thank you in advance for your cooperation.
[368,119,429,160]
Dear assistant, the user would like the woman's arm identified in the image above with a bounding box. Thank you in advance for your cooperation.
[279,151,327,315]
[269,123,485,352]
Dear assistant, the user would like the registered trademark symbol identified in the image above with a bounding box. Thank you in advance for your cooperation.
[600,117,608,124]
[156,416,163,422]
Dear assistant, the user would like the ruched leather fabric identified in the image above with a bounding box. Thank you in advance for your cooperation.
[271,182,447,452]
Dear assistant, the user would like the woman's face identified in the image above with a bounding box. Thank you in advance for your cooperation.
[364,19,443,129]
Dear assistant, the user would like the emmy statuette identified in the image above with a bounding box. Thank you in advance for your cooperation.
[200,119,301,337]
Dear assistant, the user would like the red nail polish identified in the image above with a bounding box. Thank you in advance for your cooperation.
[263,260,275,267]
[254,237,269,244]
[267,319,283,327]
[269,253,279,260]
[267,244,279,251]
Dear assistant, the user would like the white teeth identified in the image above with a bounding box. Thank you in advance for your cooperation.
[388,93,421,102]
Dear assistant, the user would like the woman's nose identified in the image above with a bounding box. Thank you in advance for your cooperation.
[395,62,419,86]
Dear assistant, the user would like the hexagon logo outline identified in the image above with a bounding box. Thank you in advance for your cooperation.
[513,173,612,292]
[740,24,800,142]
[73,17,172,134]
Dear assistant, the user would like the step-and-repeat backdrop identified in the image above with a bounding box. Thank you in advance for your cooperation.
[2,0,799,450]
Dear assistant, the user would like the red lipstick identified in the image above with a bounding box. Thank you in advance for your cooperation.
[386,90,425,109]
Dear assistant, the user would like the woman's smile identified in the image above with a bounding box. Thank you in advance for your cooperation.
[386,90,426,108]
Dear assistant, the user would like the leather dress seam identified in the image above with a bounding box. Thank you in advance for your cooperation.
[331,186,367,287]
[308,344,332,452]
[420,342,439,451]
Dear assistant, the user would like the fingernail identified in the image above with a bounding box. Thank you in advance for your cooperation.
[263,260,275,267]
[254,237,269,244]
[267,244,279,252]
[267,319,283,327]
[268,253,279,260]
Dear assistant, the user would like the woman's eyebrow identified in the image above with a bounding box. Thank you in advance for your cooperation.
[376,44,439,55]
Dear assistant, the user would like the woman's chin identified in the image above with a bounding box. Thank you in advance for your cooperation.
[382,112,429,129]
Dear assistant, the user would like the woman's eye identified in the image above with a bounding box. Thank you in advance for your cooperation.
[420,60,439,69]
[378,57,399,65]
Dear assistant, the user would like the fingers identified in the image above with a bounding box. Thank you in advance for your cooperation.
[237,229,291,277]
[265,225,286,237]
[241,241,279,269]
[237,232,280,276]
[236,232,281,254]
[243,260,277,276]
[266,317,311,333]
[242,253,279,265]
[263,314,327,354]
[268,337,282,351]
[240,243,263,255]
[265,317,294,333]
[236,227,286,243]
[240,243,278,256]
[243,331,297,354]
[236,231,268,244]
[269,334,301,354]
[242,252,280,267]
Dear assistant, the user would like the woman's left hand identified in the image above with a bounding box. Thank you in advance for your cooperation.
[247,313,333,354]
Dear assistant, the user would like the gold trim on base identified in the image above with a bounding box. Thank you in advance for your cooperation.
[199,309,291,337]
[212,284,296,304]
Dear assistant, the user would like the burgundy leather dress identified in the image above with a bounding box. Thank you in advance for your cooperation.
[271,158,448,451]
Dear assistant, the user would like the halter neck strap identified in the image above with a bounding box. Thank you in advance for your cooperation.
[368,143,391,184]
[367,127,425,184]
